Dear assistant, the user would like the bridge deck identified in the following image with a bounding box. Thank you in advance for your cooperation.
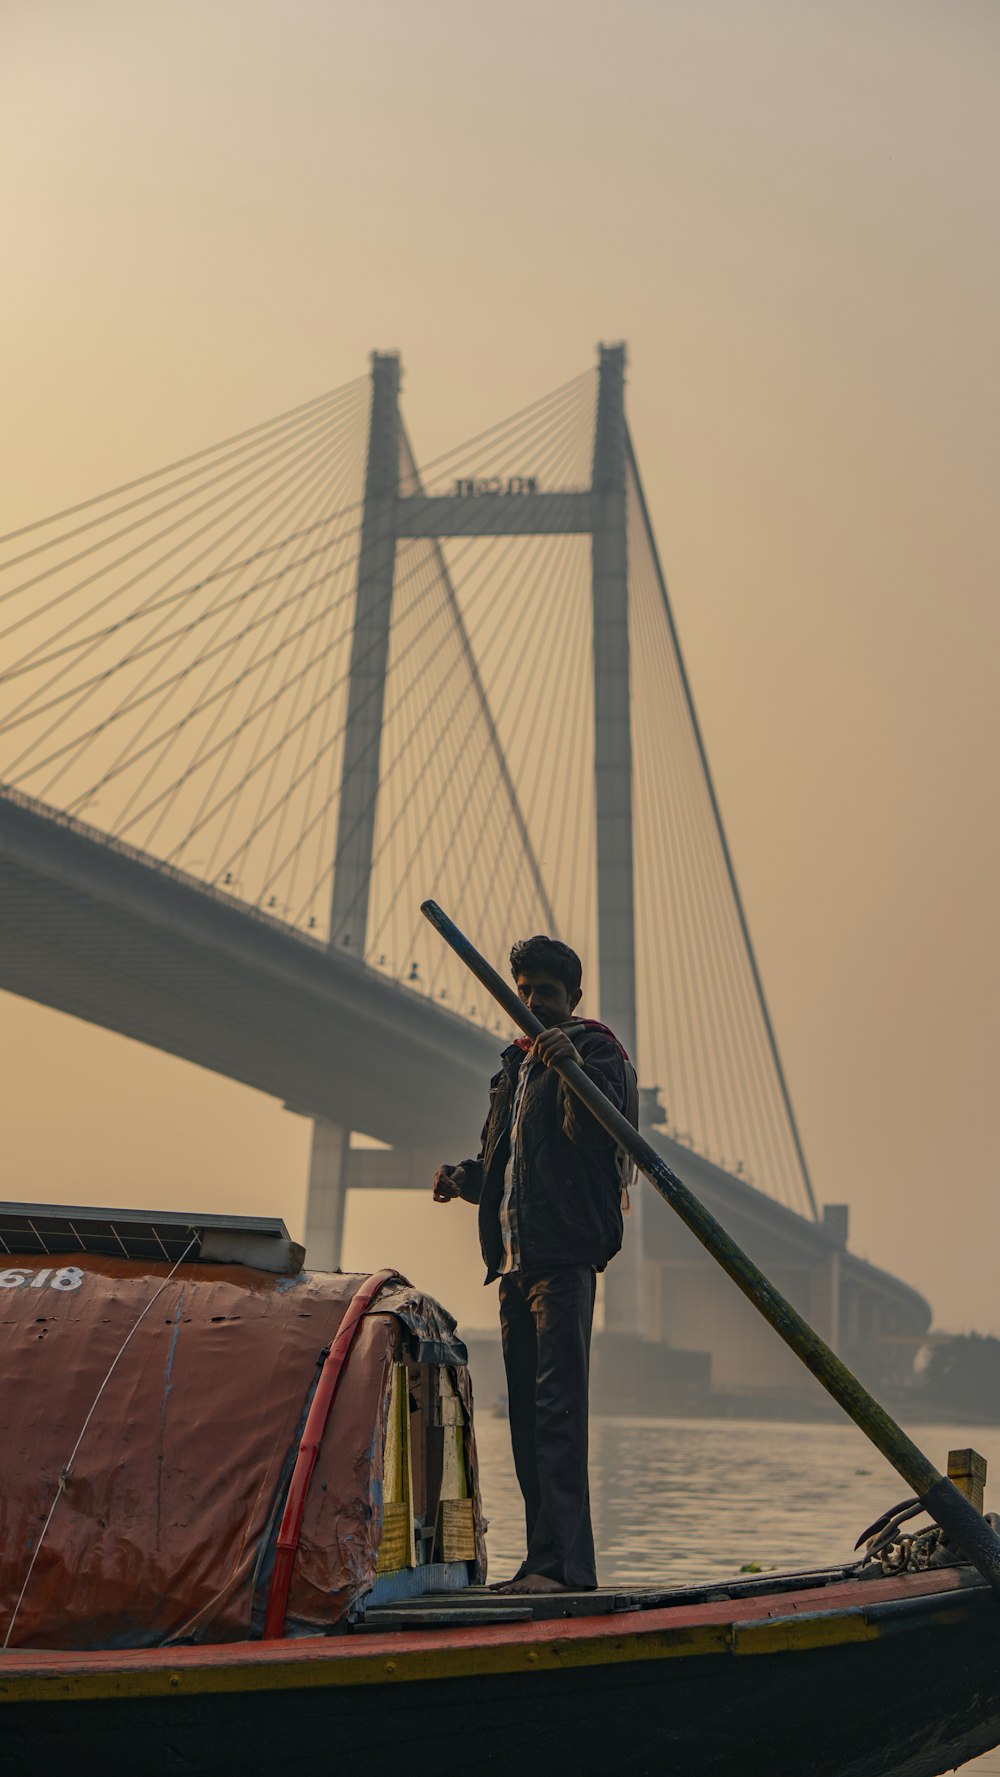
[0,788,493,1150]
[0,788,931,1344]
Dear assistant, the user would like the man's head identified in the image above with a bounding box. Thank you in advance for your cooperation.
[509,935,583,1028]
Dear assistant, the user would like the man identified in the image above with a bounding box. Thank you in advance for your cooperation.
[433,934,637,1595]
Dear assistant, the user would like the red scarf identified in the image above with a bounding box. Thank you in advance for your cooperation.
[515,1017,630,1063]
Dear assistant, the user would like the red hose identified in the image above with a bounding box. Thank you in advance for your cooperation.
[262,1268,397,1640]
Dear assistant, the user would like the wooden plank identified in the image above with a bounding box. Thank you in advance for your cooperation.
[358,1606,533,1630]
[377,1365,416,1573]
[949,1448,988,1515]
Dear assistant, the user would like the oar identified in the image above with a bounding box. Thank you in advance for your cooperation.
[420,898,1000,1597]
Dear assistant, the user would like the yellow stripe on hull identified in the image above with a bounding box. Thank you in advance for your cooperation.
[0,1606,891,1706]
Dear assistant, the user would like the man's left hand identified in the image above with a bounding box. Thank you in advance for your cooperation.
[532,1027,581,1069]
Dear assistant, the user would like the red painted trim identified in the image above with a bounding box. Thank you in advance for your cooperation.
[1,1566,974,1685]
[262,1268,398,1641]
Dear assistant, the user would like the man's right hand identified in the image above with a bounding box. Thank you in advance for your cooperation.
[433,1164,465,1204]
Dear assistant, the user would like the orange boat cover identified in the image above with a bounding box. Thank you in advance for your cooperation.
[0,1256,482,1650]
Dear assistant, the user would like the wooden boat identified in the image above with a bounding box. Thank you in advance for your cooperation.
[2,1565,999,1776]
[1,1202,998,1776]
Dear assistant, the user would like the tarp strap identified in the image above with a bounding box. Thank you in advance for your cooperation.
[261,1268,399,1640]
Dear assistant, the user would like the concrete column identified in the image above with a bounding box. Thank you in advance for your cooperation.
[306,353,400,1268]
[591,342,643,1336]
[305,1119,350,1271]
[328,351,401,951]
[829,1248,841,1356]
[822,1203,849,1356]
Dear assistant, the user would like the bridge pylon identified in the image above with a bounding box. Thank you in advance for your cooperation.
[590,344,644,1336]
[305,352,400,1269]
[305,346,647,1335]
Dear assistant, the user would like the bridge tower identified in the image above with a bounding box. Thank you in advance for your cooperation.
[305,346,645,1337]
[305,352,400,1268]
[589,344,644,1336]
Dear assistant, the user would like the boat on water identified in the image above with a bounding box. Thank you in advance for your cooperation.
[1,1200,998,1777]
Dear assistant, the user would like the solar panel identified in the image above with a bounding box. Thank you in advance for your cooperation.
[0,1202,293,1266]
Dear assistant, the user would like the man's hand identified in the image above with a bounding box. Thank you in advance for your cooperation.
[433,1163,465,1204]
[532,1027,581,1069]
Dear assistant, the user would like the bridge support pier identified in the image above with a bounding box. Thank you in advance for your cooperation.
[305,1119,350,1270]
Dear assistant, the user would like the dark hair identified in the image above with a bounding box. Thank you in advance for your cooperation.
[509,935,582,998]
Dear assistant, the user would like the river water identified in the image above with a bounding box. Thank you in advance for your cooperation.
[472,1411,1000,1775]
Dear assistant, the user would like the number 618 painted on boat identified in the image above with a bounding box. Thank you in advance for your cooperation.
[0,1267,84,1291]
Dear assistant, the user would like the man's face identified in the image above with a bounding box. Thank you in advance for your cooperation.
[515,970,580,1028]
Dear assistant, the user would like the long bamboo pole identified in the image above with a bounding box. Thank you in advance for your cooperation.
[421,898,1000,1597]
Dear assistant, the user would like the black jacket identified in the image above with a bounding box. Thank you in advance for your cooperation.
[458,1023,638,1282]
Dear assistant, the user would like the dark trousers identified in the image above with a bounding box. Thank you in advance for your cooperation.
[498,1265,598,1590]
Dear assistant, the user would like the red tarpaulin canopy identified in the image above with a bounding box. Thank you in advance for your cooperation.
[0,1253,483,1650]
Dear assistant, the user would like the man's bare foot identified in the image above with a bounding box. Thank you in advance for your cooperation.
[490,1573,568,1595]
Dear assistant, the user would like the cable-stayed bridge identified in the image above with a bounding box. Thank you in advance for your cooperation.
[0,346,929,1401]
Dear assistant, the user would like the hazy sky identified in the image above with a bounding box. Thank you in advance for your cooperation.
[2,0,998,1335]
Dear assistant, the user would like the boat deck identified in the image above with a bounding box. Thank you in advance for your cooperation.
[352,1561,964,1630]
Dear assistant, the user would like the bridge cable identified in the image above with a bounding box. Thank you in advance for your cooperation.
[401,532,579,998]
[3,403,365,799]
[627,426,818,1218]
[395,500,588,1003]
[0,384,364,633]
[285,405,586,952]
[274,398,586,931]
[0,382,366,573]
[399,420,558,935]
[335,406,589,959]
[0,398,367,771]
[631,493,795,1199]
[0,378,367,550]
[21,412,367,813]
[632,550,747,1182]
[0,395,367,693]
[632,450,808,1207]
[129,420,366,860]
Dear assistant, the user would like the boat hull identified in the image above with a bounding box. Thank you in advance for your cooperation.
[2,1570,998,1776]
